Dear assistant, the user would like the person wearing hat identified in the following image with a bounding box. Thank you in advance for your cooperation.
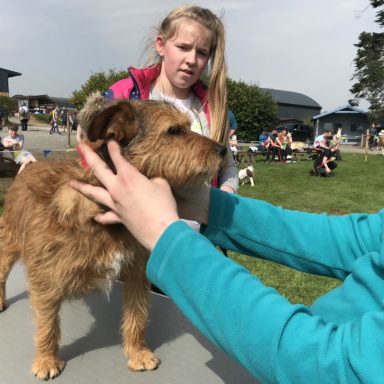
[2,124,37,173]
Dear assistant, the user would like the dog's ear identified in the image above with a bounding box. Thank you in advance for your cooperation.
[87,101,139,146]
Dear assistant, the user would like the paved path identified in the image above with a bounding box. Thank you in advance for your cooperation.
[4,119,78,158]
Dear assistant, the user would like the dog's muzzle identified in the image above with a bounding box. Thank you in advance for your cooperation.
[215,144,227,158]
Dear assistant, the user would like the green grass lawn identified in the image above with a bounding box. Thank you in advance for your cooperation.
[230,152,384,305]
[0,152,382,306]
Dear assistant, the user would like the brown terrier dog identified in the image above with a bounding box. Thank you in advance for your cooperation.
[0,94,227,380]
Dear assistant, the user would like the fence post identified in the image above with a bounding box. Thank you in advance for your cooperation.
[365,129,369,162]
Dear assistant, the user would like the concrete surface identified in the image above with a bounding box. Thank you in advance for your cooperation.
[0,264,259,384]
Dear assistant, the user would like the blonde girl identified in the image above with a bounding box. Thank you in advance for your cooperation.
[104,5,238,193]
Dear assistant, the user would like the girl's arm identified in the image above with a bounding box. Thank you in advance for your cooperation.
[218,143,239,193]
[148,220,384,384]
[202,188,383,279]
[2,137,14,148]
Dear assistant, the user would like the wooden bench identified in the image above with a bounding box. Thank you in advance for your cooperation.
[0,152,20,177]
[237,150,264,164]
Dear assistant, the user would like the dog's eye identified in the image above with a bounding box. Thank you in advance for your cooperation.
[167,126,180,135]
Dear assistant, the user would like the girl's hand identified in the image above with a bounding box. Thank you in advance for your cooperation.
[70,141,179,251]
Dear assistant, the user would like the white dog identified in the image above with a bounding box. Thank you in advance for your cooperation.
[239,164,254,186]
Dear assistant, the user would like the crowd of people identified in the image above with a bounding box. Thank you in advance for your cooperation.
[49,106,78,135]
[229,126,342,177]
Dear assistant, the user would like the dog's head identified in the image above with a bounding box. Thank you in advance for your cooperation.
[246,165,254,177]
[78,93,227,188]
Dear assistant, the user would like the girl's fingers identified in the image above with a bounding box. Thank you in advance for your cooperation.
[78,143,116,186]
[107,140,139,177]
[70,180,115,210]
[94,211,122,225]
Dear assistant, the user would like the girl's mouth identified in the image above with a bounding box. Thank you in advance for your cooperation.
[181,69,193,76]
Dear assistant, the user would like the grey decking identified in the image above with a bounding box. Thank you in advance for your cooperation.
[0,264,258,383]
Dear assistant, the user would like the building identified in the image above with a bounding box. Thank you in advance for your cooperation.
[312,104,369,141]
[261,88,322,123]
[12,94,75,111]
[0,68,22,97]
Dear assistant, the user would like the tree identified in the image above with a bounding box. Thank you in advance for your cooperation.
[227,78,277,141]
[71,69,129,109]
[0,95,18,114]
[350,0,384,113]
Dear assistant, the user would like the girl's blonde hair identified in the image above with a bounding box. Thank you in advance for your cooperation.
[148,5,229,143]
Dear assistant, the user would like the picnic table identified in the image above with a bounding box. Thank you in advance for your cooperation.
[235,140,319,165]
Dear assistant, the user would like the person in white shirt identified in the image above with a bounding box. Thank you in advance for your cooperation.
[2,124,37,174]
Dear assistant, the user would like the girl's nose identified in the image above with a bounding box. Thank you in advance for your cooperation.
[185,50,197,65]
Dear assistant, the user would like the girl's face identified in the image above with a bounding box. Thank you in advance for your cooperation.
[156,19,212,99]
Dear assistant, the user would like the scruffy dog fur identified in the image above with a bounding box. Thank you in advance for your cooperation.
[0,94,226,380]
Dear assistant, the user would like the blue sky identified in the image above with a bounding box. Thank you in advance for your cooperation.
[1,0,381,111]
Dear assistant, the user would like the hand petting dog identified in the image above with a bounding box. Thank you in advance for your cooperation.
[71,141,179,251]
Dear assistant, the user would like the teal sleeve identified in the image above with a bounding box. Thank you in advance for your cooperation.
[147,221,384,384]
[201,188,384,280]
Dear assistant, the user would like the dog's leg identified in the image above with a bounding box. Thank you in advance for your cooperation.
[0,220,20,312]
[29,290,65,380]
[250,177,255,187]
[121,255,160,371]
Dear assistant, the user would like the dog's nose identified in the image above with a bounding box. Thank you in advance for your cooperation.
[215,143,227,158]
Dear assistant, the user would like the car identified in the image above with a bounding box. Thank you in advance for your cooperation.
[278,123,313,142]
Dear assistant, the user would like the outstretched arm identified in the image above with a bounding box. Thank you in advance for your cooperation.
[201,188,383,279]
[148,222,384,384]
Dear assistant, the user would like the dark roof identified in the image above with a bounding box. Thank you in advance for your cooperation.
[13,94,75,108]
[261,88,322,109]
[49,97,75,108]
[0,68,22,78]
[313,105,367,119]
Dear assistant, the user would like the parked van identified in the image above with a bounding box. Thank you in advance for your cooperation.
[278,123,313,142]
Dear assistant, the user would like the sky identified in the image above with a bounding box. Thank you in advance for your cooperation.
[1,0,381,112]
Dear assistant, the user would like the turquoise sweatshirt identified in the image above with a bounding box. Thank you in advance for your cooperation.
[147,188,384,384]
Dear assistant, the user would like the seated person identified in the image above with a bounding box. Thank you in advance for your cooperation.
[266,129,284,163]
[257,130,269,156]
[2,124,37,174]
[313,130,332,149]
[278,128,294,162]
[312,141,338,177]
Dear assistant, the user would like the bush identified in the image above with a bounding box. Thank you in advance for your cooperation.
[33,113,51,124]
[227,78,278,141]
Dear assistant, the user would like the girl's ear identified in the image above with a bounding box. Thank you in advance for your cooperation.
[155,35,165,57]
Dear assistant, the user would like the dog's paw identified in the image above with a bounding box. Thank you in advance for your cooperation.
[0,286,7,312]
[128,349,161,371]
[0,301,6,312]
[32,356,66,380]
